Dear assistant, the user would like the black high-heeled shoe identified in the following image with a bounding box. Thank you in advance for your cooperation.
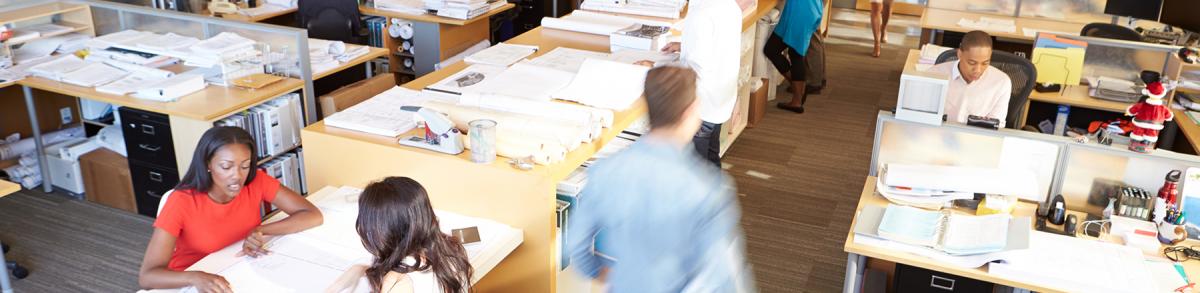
[776,102,804,113]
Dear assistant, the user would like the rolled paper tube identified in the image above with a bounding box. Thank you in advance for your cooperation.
[424,100,592,148]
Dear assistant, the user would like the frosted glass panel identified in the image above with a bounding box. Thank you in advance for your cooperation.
[928,0,1018,16]
[1061,148,1200,216]
[1020,0,1110,24]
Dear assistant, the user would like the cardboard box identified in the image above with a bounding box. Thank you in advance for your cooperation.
[319,73,396,118]
[80,148,136,213]
[749,77,768,128]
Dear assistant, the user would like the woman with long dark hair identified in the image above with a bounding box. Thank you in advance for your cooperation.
[327,177,473,293]
[138,126,323,293]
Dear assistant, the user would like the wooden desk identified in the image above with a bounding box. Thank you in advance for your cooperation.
[1028,85,1132,113]
[919,7,1083,44]
[361,4,516,77]
[0,180,17,198]
[216,7,298,23]
[360,4,514,26]
[304,4,778,291]
[843,176,1200,293]
[1174,108,1200,150]
[142,186,523,292]
[313,47,390,80]
[18,74,303,176]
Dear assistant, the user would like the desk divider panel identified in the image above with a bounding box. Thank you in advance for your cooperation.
[872,111,1200,216]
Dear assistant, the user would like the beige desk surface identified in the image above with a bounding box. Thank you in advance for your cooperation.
[0,2,88,25]
[360,3,515,26]
[1174,108,1200,150]
[18,73,304,122]
[313,47,390,80]
[0,180,18,198]
[920,7,1084,42]
[308,25,648,182]
[212,7,298,23]
[1028,85,1131,113]
[845,176,1200,293]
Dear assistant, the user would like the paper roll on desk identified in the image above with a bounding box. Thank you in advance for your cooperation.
[458,92,613,129]
[422,100,592,151]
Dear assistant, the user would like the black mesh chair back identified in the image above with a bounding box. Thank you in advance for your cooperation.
[298,0,364,44]
[935,49,1037,129]
[1081,23,1142,41]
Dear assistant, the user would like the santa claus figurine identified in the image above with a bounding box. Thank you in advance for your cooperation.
[1126,81,1173,153]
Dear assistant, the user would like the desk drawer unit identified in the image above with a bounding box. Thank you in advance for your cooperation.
[893,264,994,293]
[119,107,177,169]
[129,161,179,217]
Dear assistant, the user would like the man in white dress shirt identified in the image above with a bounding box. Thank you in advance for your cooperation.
[929,30,1013,127]
[658,0,741,166]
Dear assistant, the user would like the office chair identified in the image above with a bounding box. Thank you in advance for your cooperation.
[1081,23,1143,42]
[297,0,367,45]
[3,242,29,280]
[935,50,1037,129]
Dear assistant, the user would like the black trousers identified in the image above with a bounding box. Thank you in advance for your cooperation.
[764,33,806,81]
[693,121,722,167]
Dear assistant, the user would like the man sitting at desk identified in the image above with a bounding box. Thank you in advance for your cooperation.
[930,30,1012,127]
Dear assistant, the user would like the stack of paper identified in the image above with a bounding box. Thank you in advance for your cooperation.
[521,47,610,74]
[956,17,1016,33]
[325,87,451,137]
[59,62,128,87]
[540,10,675,36]
[424,63,507,97]
[12,23,74,40]
[308,38,370,74]
[462,62,575,101]
[878,164,1040,209]
[27,55,90,81]
[53,33,92,54]
[610,24,671,52]
[579,0,683,19]
[464,43,538,67]
[12,36,65,64]
[430,0,500,19]
[988,232,1157,292]
[375,0,429,15]
[552,58,648,110]
[916,44,953,71]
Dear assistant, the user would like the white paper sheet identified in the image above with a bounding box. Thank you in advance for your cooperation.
[579,0,683,19]
[464,43,538,67]
[60,62,128,87]
[96,74,168,95]
[27,55,88,80]
[553,58,647,110]
[13,37,66,64]
[606,49,679,65]
[988,232,1156,293]
[522,47,610,74]
[425,64,508,96]
[467,62,575,101]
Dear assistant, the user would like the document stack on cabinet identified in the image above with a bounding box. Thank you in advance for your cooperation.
[579,0,684,19]
[215,93,303,160]
[540,10,676,36]
[375,0,429,15]
[609,24,671,52]
[435,0,490,19]
[878,164,1040,209]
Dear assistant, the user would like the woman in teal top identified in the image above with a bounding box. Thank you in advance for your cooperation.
[765,0,823,114]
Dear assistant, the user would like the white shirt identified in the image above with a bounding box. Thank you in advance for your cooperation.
[680,0,742,123]
[930,60,1012,127]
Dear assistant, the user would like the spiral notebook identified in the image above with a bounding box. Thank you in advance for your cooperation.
[859,204,1030,256]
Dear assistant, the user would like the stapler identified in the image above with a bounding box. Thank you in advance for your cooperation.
[398,107,464,155]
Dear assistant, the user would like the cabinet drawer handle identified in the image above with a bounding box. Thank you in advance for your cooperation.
[141,124,156,135]
[930,275,955,291]
[147,190,162,199]
[139,144,161,152]
[149,171,163,182]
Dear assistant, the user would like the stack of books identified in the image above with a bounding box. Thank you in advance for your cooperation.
[436,0,490,20]
[215,93,304,161]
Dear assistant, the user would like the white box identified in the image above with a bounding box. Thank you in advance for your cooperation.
[896,60,950,126]
[44,138,91,194]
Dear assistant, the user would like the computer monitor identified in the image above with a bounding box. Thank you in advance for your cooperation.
[1104,0,1163,21]
[1160,0,1200,33]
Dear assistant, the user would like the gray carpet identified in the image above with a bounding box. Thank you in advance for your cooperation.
[0,8,915,292]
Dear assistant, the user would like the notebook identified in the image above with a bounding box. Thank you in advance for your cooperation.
[875,204,1014,255]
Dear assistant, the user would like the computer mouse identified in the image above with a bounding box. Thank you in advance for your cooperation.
[1065,214,1078,236]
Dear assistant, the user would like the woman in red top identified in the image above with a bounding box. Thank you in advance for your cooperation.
[137,126,323,293]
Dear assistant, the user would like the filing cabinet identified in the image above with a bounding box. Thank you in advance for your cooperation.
[120,107,179,217]
[893,264,994,293]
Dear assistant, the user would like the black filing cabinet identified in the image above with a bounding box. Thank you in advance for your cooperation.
[893,264,994,293]
[120,107,179,217]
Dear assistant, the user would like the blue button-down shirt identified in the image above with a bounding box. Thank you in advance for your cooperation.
[568,137,753,292]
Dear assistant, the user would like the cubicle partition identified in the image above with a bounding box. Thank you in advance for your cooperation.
[926,0,1110,25]
[79,0,318,124]
[870,111,1200,214]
